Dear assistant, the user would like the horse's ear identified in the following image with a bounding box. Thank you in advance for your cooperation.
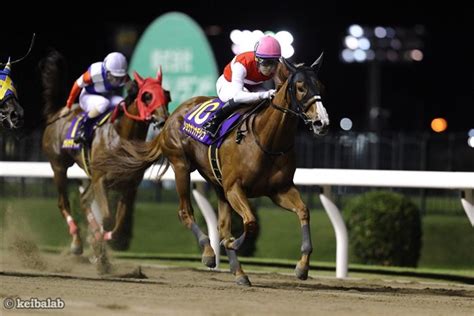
[311,52,324,73]
[282,57,297,73]
[133,71,144,86]
[156,66,162,84]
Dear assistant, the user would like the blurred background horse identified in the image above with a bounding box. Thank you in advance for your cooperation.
[40,50,170,259]
[0,34,35,129]
[93,54,329,285]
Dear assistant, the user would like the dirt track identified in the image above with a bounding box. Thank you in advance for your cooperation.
[1,249,473,316]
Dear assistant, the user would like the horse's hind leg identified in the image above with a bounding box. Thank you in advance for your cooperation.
[271,185,312,280]
[217,194,251,286]
[107,188,137,250]
[173,161,216,268]
[51,165,83,255]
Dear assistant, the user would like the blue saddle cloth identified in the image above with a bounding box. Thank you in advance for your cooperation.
[62,110,112,150]
[182,98,241,147]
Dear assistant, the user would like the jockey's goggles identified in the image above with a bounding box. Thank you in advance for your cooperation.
[257,58,279,67]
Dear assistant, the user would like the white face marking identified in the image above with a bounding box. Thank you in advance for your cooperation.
[315,95,329,125]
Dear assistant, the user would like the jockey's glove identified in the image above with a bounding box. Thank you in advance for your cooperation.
[259,89,276,100]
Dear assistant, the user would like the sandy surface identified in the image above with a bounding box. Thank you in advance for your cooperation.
[1,248,473,316]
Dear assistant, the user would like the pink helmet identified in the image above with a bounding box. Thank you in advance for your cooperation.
[255,36,281,59]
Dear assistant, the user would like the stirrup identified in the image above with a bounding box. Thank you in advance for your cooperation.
[74,130,87,144]
[203,121,219,137]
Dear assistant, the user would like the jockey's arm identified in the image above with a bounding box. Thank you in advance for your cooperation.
[230,63,269,103]
[66,71,92,108]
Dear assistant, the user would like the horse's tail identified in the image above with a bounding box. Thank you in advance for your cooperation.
[92,133,166,184]
[39,49,69,119]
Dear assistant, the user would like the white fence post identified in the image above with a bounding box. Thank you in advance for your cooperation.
[192,188,220,269]
[319,186,348,279]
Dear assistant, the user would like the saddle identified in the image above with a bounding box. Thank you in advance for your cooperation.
[62,109,112,150]
[182,98,241,147]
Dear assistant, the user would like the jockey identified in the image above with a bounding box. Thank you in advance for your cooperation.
[63,52,129,143]
[203,35,281,138]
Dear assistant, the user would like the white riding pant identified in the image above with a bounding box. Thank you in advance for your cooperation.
[79,90,124,114]
[216,75,266,103]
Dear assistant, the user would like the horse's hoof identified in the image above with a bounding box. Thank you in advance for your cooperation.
[236,275,252,286]
[246,221,259,234]
[201,255,216,268]
[70,243,83,255]
[96,255,112,275]
[295,265,309,280]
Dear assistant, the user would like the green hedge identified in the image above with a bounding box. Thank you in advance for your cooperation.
[344,191,422,267]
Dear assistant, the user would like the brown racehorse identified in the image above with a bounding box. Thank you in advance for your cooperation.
[41,50,170,256]
[93,55,329,285]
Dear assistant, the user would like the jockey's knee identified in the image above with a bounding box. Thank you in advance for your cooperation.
[95,102,110,114]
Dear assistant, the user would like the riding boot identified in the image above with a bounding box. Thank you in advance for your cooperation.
[203,99,240,138]
[74,113,93,144]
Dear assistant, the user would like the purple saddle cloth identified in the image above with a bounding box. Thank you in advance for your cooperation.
[182,98,241,147]
[62,110,112,150]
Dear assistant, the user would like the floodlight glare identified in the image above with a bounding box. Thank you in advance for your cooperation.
[374,26,387,38]
[340,118,353,131]
[349,24,364,37]
[468,136,474,148]
[341,24,424,64]
[431,118,448,133]
[229,29,295,58]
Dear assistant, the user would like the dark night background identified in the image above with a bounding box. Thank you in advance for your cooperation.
[3,3,473,135]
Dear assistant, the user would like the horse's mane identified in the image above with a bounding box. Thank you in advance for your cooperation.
[39,50,69,119]
[274,62,289,89]
[122,80,138,105]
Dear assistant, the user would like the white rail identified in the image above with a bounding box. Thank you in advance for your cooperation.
[1,161,473,278]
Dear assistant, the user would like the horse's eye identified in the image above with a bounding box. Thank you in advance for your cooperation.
[141,92,153,105]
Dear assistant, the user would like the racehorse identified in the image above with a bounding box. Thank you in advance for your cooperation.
[0,34,36,129]
[41,50,170,256]
[93,54,329,285]
[0,60,23,129]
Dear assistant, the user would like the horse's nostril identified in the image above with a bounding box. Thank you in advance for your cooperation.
[1,120,11,129]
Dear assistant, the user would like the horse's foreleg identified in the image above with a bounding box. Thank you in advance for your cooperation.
[217,194,251,286]
[82,179,112,274]
[174,163,216,268]
[224,183,257,286]
[52,167,82,255]
[226,182,258,240]
[271,185,312,280]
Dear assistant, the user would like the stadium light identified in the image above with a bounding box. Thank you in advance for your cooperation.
[230,29,295,58]
[467,129,474,148]
[341,24,425,63]
[340,117,353,131]
[431,118,448,133]
[341,24,426,132]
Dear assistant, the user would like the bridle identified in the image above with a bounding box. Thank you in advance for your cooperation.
[270,65,322,127]
[253,57,327,156]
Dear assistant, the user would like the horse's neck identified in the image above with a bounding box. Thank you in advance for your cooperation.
[115,105,148,140]
[253,83,299,151]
